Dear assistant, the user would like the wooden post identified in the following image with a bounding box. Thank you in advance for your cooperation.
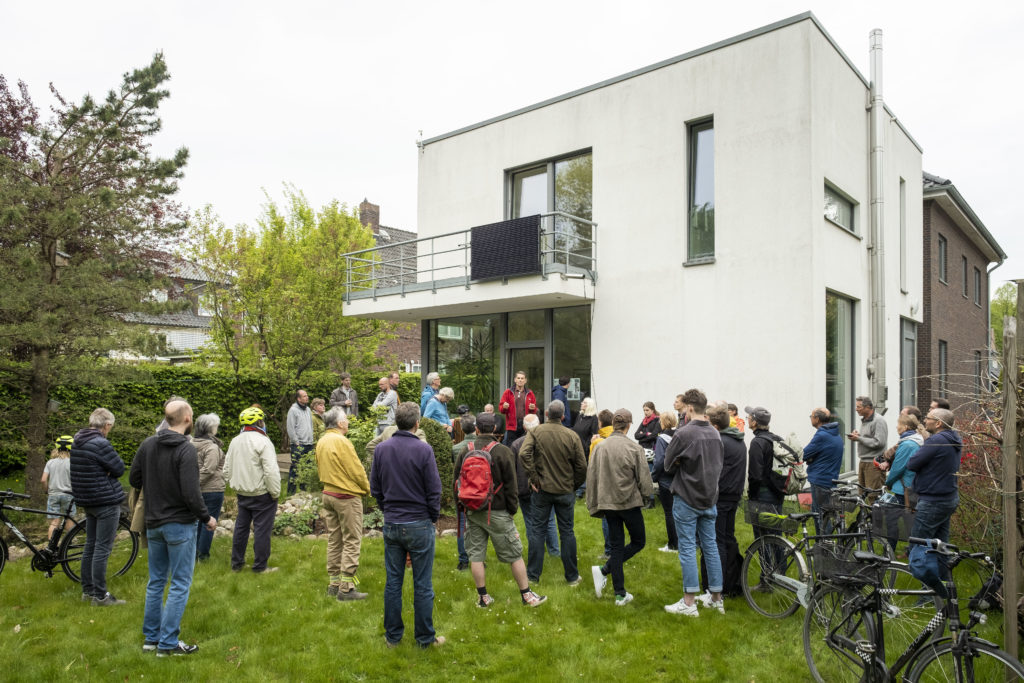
[1002,312,1019,661]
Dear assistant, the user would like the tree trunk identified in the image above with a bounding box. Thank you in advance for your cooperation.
[24,347,51,503]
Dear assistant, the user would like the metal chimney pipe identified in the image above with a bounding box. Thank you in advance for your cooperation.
[869,29,888,413]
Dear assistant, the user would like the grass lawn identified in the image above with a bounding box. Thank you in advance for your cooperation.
[0,496,1010,682]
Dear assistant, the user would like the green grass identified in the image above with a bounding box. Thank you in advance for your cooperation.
[0,499,1010,682]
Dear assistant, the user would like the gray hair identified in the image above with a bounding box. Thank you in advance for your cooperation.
[324,407,348,429]
[395,402,420,430]
[193,413,220,438]
[930,408,955,430]
[438,387,454,401]
[811,407,830,422]
[545,400,565,422]
[580,397,597,417]
[425,372,440,384]
[89,408,115,429]
[855,395,874,409]
[523,413,540,431]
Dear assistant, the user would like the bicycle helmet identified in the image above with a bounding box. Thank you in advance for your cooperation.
[239,407,265,425]
[54,435,74,451]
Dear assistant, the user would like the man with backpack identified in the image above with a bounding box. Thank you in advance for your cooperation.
[455,412,547,608]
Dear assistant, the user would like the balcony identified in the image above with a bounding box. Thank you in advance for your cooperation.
[341,212,596,321]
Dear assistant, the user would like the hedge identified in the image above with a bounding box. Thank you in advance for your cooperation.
[0,364,423,472]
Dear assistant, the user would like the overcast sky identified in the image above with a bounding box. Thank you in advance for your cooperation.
[4,1,1021,284]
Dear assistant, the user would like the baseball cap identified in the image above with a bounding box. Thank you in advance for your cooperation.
[475,412,497,432]
[744,405,771,426]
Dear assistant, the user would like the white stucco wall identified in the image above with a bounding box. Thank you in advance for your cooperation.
[405,16,923,454]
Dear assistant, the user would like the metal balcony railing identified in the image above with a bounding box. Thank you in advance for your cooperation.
[342,212,596,302]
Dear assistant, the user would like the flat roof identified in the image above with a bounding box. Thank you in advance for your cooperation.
[422,11,921,153]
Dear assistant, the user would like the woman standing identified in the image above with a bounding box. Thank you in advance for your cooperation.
[882,413,923,553]
[193,413,226,561]
[634,401,661,508]
[572,397,599,454]
[650,411,679,552]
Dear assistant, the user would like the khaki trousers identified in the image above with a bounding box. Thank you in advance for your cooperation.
[323,494,363,586]
[858,460,886,503]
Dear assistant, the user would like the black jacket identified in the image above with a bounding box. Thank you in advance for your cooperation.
[633,415,661,450]
[718,427,748,502]
[572,415,599,456]
[70,429,126,508]
[129,430,210,527]
[747,428,784,502]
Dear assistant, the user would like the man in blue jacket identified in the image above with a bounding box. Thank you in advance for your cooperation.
[551,377,572,427]
[803,407,844,534]
[70,408,127,606]
[907,408,962,595]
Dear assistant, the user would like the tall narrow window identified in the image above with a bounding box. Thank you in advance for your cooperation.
[826,291,856,471]
[899,178,907,292]
[900,319,918,409]
[938,234,948,283]
[687,120,715,261]
[961,256,969,297]
[938,340,948,397]
[974,267,982,306]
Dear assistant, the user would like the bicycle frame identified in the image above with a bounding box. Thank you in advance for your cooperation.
[0,497,77,570]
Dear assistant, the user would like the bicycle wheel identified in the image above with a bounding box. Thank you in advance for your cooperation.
[0,536,6,577]
[803,583,875,683]
[60,516,140,583]
[878,566,945,669]
[909,639,1024,681]
[741,534,807,618]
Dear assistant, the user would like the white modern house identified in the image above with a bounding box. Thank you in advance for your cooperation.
[342,12,924,471]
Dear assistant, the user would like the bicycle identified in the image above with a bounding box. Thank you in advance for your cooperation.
[0,489,140,583]
[802,537,1023,682]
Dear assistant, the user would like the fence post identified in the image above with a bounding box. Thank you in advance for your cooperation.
[1002,309,1019,660]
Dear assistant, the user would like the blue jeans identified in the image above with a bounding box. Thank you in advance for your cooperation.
[80,504,121,598]
[673,496,722,594]
[383,519,436,647]
[526,491,577,583]
[519,494,560,556]
[288,444,313,494]
[196,491,223,560]
[909,493,959,597]
[144,522,197,649]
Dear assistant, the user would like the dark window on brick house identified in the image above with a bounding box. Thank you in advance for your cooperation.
[961,256,968,297]
[974,267,981,306]
[938,340,948,397]
[938,235,948,283]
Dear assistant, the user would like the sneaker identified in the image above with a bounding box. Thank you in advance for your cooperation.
[522,591,547,607]
[591,566,607,598]
[699,595,725,614]
[457,561,469,571]
[81,593,94,602]
[326,584,340,598]
[664,598,699,617]
[419,636,445,649]
[254,566,279,574]
[477,594,495,608]
[92,592,126,606]
[567,576,583,587]
[695,591,714,607]
[385,639,400,649]
[658,545,677,553]
[337,589,368,601]
[156,641,199,657]
[615,592,634,607]
[142,641,158,652]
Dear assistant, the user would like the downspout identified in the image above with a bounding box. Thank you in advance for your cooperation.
[868,29,888,413]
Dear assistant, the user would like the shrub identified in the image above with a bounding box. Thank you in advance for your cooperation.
[420,417,454,510]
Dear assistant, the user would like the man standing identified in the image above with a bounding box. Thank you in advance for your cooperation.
[452,414,476,571]
[370,403,444,648]
[519,400,587,585]
[70,407,127,606]
[512,414,560,561]
[329,372,359,417]
[130,400,214,656]
[848,396,888,500]
[372,377,399,436]
[388,371,402,402]
[456,412,547,608]
[500,371,538,446]
[907,408,962,595]
[286,389,314,495]
[316,408,370,601]
[704,401,746,597]
[311,398,327,444]
[803,407,844,534]
[420,372,441,413]
[551,376,572,427]
[663,389,725,617]
[224,407,281,573]
[745,405,785,546]
[930,398,952,411]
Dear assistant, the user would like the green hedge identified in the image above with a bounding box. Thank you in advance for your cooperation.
[0,364,423,472]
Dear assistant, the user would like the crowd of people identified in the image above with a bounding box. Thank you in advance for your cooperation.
[46,365,964,654]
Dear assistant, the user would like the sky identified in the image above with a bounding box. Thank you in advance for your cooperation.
[4,0,1022,284]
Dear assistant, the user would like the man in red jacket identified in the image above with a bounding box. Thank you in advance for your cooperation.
[499,370,538,447]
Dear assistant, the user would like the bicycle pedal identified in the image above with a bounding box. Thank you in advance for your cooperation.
[855,640,876,654]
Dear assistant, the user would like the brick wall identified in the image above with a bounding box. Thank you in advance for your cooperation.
[919,200,990,416]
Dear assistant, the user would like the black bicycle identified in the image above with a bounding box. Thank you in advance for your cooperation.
[803,537,1023,682]
[0,489,139,583]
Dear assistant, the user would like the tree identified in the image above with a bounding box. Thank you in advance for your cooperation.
[189,188,395,445]
[0,55,188,499]
[991,282,1017,356]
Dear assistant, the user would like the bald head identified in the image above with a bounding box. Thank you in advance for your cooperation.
[165,400,194,435]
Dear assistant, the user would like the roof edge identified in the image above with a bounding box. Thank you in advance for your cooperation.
[923,180,1006,262]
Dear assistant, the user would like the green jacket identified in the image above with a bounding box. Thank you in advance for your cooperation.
[519,421,587,495]
[585,431,654,516]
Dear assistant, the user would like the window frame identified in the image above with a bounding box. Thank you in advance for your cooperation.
[686,118,715,264]
[824,182,857,235]
[938,340,948,397]
[961,256,969,297]
[974,267,982,307]
[937,234,948,284]
[506,148,592,220]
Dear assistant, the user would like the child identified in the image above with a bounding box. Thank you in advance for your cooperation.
[41,435,76,540]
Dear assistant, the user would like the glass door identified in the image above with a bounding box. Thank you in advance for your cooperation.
[509,348,545,403]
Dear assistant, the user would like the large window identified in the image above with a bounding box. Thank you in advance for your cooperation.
[826,291,855,470]
[509,152,593,269]
[553,306,592,417]
[938,340,948,397]
[427,315,500,410]
[938,234,948,283]
[687,120,715,261]
[824,183,855,234]
[900,319,918,410]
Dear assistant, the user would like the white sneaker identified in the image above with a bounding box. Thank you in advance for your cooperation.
[695,591,714,607]
[695,591,725,613]
[615,592,634,606]
[591,565,607,598]
[658,545,676,553]
[664,598,699,617]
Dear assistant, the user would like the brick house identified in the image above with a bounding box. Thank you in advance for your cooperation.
[916,172,1006,416]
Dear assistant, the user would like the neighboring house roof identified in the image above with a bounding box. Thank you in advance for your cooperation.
[375,225,417,246]
[922,171,1006,264]
[421,11,920,152]
[126,310,212,330]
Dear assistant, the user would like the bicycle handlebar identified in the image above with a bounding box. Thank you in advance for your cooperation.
[0,489,31,500]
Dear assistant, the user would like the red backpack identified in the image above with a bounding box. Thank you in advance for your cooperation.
[456,441,503,524]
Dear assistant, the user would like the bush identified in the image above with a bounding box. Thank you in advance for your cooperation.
[420,417,454,510]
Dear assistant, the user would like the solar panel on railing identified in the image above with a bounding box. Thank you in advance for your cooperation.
[470,215,541,282]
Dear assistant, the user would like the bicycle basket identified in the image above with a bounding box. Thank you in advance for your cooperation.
[811,542,885,585]
[870,504,915,543]
[822,489,858,514]
[743,505,799,534]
